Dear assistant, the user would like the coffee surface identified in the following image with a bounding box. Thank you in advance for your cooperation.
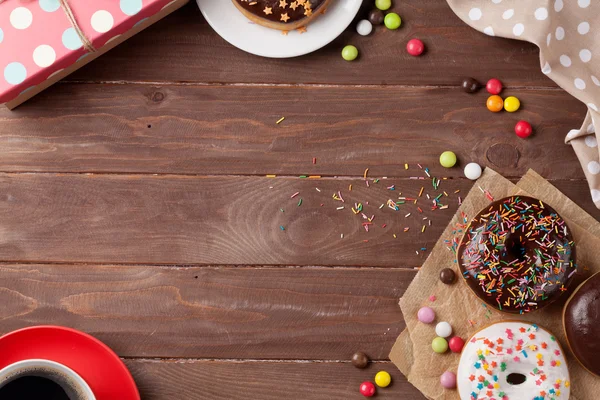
[0,376,71,399]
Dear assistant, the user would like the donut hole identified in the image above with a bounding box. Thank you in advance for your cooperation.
[504,234,528,263]
[506,373,527,385]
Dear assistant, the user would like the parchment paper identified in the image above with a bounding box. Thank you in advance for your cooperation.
[390,169,600,400]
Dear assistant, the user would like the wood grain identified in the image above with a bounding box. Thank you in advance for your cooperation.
[124,359,427,399]
[1,84,586,179]
[67,2,553,88]
[0,173,596,266]
[0,264,413,359]
[0,173,472,266]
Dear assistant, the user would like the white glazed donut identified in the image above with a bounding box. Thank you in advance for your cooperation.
[457,322,570,400]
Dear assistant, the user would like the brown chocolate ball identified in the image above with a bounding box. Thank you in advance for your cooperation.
[461,78,480,93]
[351,351,369,368]
[439,268,456,285]
[368,9,385,25]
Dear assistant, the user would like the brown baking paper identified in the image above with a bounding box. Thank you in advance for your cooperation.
[390,168,600,400]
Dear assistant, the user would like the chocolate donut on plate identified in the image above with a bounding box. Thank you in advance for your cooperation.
[458,196,576,313]
[232,0,332,31]
[563,272,600,377]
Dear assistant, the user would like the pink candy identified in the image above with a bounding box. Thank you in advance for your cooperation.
[417,306,435,324]
[440,371,456,389]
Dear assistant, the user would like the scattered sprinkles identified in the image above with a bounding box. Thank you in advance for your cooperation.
[274,162,464,254]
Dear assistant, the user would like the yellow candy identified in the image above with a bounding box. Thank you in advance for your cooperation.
[504,96,521,112]
[375,371,392,388]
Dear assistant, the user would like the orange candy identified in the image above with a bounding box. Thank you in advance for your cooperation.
[486,95,504,112]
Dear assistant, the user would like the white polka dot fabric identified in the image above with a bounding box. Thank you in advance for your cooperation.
[447,0,600,208]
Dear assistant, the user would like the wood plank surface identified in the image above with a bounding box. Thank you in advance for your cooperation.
[0,174,596,266]
[67,2,553,88]
[1,84,586,179]
[0,174,468,266]
[0,264,413,359]
[125,359,427,399]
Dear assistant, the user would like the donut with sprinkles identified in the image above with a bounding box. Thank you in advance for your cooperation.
[458,196,576,313]
[457,321,570,400]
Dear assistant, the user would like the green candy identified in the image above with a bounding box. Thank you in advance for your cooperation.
[384,13,401,30]
[375,0,392,11]
[439,151,457,168]
[432,337,448,353]
[341,45,359,61]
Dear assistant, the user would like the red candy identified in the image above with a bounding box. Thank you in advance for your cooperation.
[449,336,465,353]
[515,120,533,138]
[406,39,425,56]
[359,382,376,397]
[486,78,503,95]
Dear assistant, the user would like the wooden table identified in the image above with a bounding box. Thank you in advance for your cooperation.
[1,1,598,398]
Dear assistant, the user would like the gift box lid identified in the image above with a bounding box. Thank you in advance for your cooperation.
[0,0,180,104]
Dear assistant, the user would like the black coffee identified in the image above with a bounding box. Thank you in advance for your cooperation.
[0,376,70,400]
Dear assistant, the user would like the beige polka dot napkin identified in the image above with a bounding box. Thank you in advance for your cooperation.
[447,0,600,208]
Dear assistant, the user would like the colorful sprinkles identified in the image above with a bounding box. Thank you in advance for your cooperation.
[274,163,463,254]
[458,322,570,400]
[458,196,576,313]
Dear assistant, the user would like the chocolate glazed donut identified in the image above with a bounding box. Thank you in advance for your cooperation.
[457,196,576,313]
[232,0,331,31]
[563,272,600,377]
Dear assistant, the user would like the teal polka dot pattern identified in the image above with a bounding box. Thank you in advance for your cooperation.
[4,62,27,85]
[62,27,82,50]
[120,0,143,16]
[39,0,61,12]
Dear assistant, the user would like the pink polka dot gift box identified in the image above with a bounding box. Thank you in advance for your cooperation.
[0,0,188,109]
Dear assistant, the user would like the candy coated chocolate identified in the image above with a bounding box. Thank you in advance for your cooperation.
[439,268,456,284]
[368,9,384,25]
[384,13,401,30]
[439,151,457,168]
[449,336,465,353]
[417,306,435,323]
[342,45,358,61]
[374,371,391,388]
[432,337,448,353]
[351,351,369,368]
[486,78,503,95]
[564,272,600,376]
[440,371,457,389]
[504,96,520,112]
[435,322,453,338]
[359,382,376,397]
[406,38,424,56]
[463,163,482,180]
[461,78,480,93]
[375,0,391,11]
[486,95,503,112]
[515,120,532,138]
[356,19,373,36]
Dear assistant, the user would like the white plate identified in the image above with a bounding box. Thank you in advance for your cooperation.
[196,0,363,58]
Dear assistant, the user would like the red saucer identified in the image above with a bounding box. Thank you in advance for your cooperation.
[0,326,140,400]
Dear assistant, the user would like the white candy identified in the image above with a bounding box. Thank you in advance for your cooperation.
[464,162,482,180]
[356,20,373,36]
[435,321,453,338]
